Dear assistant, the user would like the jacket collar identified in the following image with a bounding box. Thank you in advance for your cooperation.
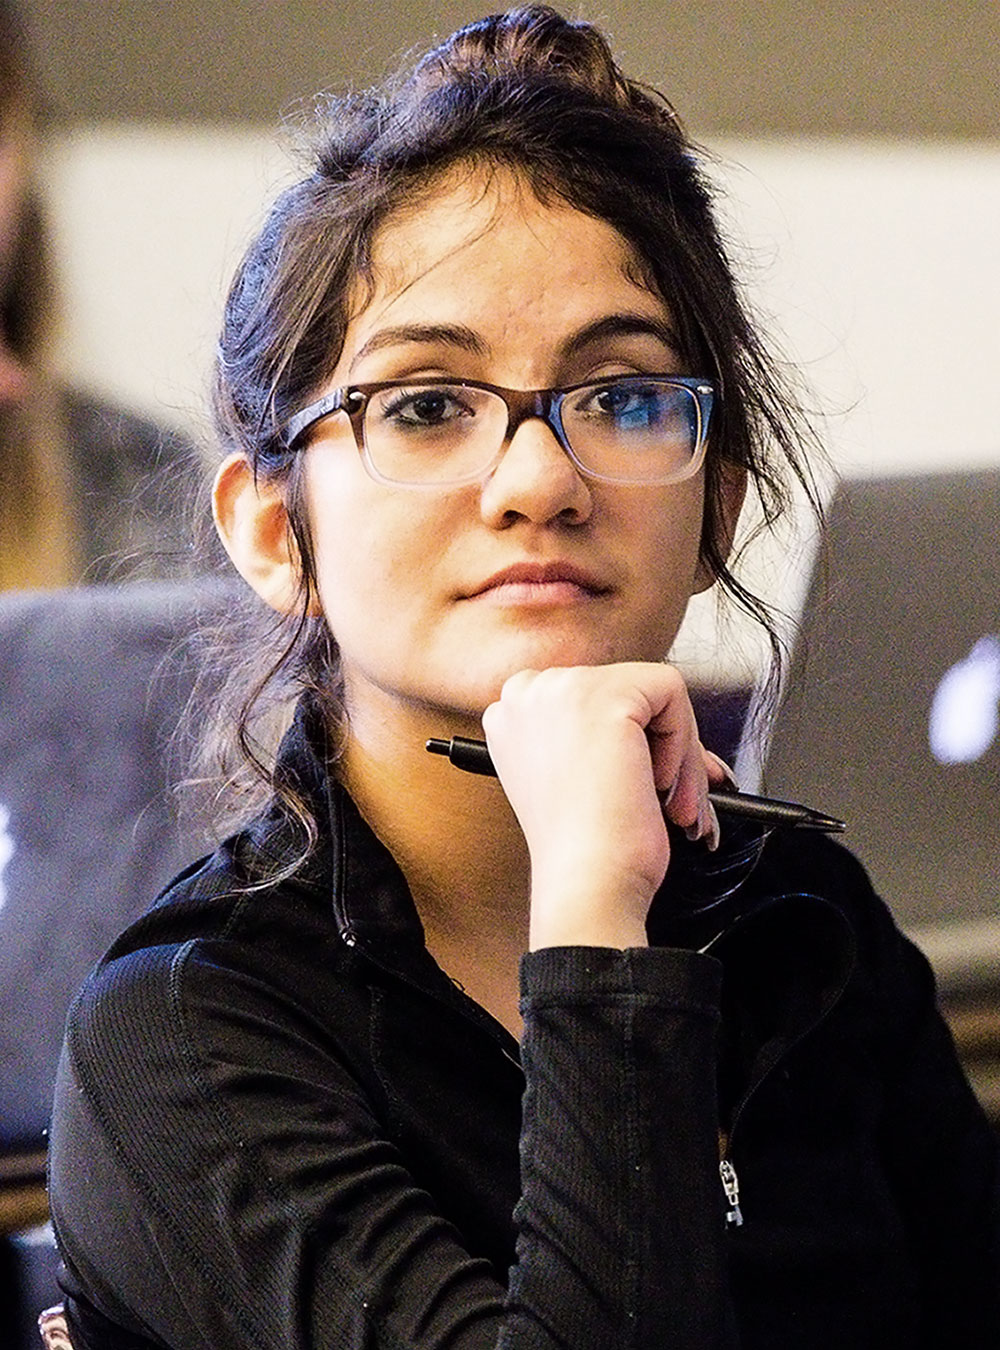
[274,696,858,1053]
[266,696,429,952]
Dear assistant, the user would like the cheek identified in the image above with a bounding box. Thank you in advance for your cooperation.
[311,506,399,630]
[304,457,378,626]
[626,483,705,582]
[626,492,707,646]
[303,454,441,634]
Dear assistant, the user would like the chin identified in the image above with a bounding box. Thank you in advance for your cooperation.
[447,640,638,707]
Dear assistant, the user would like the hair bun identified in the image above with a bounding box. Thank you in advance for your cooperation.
[410,5,643,114]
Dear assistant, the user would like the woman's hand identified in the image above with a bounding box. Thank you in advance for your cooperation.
[481,663,725,951]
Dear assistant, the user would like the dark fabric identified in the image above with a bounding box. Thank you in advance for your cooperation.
[48,700,1000,1349]
[1,1224,63,1350]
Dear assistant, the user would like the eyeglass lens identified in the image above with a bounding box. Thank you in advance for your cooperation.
[362,379,704,485]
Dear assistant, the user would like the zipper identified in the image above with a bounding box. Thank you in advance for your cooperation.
[719,1157,743,1227]
[710,899,857,1232]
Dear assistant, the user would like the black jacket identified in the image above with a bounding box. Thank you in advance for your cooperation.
[49,702,1000,1349]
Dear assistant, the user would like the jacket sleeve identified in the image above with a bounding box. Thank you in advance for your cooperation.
[49,938,734,1350]
[508,946,736,1348]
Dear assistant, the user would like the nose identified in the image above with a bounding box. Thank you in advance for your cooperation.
[478,415,592,529]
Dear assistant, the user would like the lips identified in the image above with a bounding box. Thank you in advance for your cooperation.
[464,561,612,599]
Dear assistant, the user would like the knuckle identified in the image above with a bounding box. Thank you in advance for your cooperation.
[499,667,539,700]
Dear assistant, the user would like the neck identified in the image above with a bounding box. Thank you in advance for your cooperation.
[338,690,531,1026]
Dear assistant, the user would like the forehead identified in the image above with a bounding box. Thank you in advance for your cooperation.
[349,166,659,326]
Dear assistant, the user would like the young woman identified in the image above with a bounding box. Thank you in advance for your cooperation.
[48,7,999,1347]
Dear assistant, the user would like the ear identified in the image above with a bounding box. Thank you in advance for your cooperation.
[693,458,748,594]
[213,454,312,614]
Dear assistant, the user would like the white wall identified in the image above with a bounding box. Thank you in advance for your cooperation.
[712,139,1000,478]
[40,127,298,449]
[38,128,1000,681]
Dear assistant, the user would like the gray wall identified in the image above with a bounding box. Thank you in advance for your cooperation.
[21,0,1000,138]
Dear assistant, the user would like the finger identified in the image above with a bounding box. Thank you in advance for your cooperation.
[645,678,701,803]
[703,749,739,790]
[646,693,720,849]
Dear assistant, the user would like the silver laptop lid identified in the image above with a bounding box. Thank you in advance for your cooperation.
[745,469,1000,990]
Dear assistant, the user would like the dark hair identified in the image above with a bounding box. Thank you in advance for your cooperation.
[200,4,822,833]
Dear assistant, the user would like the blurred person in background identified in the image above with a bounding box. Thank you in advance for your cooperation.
[0,0,195,591]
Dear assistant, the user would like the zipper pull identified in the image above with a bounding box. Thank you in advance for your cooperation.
[719,1158,743,1227]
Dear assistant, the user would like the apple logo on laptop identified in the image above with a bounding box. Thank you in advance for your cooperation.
[929,635,1000,765]
[0,803,13,913]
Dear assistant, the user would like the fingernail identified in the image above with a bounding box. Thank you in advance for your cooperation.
[704,801,720,852]
[704,750,739,791]
[685,801,720,851]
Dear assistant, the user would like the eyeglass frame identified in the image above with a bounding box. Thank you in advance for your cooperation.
[279,373,716,488]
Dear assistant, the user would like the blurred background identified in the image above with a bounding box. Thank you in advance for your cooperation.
[3,11,997,1335]
[14,0,1000,673]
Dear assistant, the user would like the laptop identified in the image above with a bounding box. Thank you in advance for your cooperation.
[740,468,1000,992]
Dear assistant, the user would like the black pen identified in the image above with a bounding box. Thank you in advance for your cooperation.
[425,735,845,833]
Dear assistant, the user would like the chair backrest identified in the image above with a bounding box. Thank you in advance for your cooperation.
[0,580,235,1164]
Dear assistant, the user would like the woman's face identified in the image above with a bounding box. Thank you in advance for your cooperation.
[300,170,728,733]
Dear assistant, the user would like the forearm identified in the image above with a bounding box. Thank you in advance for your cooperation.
[504,945,734,1349]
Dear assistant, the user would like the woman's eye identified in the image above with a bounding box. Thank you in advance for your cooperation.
[584,381,662,424]
[379,386,472,429]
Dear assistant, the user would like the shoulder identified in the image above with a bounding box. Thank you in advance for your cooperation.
[57,820,374,1174]
[48,829,390,1348]
[741,830,945,1039]
[746,828,880,917]
[67,813,344,1073]
[744,829,920,962]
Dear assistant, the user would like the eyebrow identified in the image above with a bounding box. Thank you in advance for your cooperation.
[563,313,681,358]
[347,312,681,373]
[349,324,487,371]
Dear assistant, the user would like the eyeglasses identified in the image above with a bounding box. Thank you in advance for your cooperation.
[280,374,715,488]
